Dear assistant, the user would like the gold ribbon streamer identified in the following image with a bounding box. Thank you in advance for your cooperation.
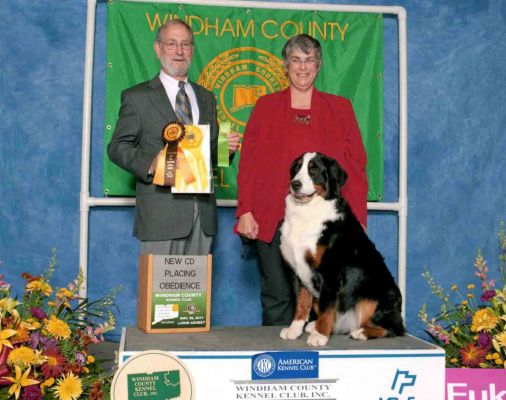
[153,122,187,187]
[175,125,209,192]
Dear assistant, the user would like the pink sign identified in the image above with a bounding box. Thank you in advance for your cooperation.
[446,368,506,400]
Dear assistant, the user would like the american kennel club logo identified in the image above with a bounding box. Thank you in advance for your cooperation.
[198,47,289,129]
[252,352,319,380]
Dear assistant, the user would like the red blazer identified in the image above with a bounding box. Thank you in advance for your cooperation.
[235,88,368,243]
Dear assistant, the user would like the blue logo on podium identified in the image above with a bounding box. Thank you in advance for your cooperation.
[252,351,319,380]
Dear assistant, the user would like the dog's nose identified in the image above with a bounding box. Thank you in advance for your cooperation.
[291,180,302,192]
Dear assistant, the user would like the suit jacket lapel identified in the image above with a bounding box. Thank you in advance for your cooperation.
[147,76,177,122]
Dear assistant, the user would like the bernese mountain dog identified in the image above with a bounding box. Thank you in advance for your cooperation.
[279,152,405,346]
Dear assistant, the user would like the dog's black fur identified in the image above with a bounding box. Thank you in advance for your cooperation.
[280,152,404,345]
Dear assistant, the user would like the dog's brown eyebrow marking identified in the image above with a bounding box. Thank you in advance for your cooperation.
[304,245,326,268]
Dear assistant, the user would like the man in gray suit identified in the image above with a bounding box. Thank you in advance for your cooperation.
[108,20,239,255]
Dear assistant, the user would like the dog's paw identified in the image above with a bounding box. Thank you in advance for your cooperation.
[304,321,316,334]
[280,320,305,340]
[350,328,367,341]
[307,330,329,346]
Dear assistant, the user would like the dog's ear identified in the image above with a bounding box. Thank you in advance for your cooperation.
[290,154,304,178]
[326,157,348,195]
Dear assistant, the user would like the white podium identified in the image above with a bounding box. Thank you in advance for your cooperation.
[119,326,445,399]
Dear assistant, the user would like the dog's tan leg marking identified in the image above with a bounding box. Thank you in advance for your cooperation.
[304,245,327,269]
[357,300,378,326]
[294,286,313,320]
[280,287,313,340]
[350,300,387,340]
[308,307,335,346]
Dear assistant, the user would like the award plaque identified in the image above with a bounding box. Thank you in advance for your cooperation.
[138,254,212,333]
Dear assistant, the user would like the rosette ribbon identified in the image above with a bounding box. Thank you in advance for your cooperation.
[153,122,195,187]
[217,120,231,167]
[175,125,209,192]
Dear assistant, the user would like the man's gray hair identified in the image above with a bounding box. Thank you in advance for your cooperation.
[281,34,322,67]
[155,19,194,43]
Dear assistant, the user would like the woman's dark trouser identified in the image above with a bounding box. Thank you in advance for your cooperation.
[256,229,295,326]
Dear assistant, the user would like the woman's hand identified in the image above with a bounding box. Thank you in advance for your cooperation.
[237,212,259,240]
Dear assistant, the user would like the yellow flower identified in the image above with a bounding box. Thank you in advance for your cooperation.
[57,288,73,299]
[7,346,37,368]
[467,293,474,298]
[461,300,468,307]
[0,298,20,319]
[471,308,499,332]
[45,316,71,340]
[41,377,55,393]
[19,320,38,331]
[450,357,458,363]
[5,366,39,400]
[26,280,53,296]
[53,372,83,400]
[87,355,95,364]
[494,331,506,348]
[0,328,17,352]
[467,284,475,290]
[451,285,458,291]
[495,358,504,365]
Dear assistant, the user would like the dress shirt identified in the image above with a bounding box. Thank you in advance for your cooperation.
[159,70,200,123]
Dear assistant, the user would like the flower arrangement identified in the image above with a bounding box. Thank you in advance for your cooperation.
[419,222,506,368]
[0,250,120,399]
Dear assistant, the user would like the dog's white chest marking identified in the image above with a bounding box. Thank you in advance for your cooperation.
[280,195,341,296]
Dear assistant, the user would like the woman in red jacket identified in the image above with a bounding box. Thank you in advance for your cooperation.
[236,34,368,326]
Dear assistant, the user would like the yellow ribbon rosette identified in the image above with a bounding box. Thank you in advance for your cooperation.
[175,125,209,192]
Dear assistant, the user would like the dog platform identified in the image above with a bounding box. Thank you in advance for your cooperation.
[119,326,444,399]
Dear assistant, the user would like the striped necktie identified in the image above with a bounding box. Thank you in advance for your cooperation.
[175,80,193,125]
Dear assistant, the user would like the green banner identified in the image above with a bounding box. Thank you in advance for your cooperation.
[103,1,384,201]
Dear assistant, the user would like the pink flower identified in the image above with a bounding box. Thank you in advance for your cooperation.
[477,332,492,350]
[480,290,496,302]
[30,307,47,320]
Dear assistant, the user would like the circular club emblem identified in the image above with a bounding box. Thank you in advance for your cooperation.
[253,354,276,378]
[198,47,289,128]
[111,350,195,400]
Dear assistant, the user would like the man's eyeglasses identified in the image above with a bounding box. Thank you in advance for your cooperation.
[158,40,194,51]
[289,57,318,67]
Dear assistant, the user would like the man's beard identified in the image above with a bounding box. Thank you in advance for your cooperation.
[161,57,191,78]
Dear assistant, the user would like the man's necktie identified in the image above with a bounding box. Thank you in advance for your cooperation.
[175,81,193,125]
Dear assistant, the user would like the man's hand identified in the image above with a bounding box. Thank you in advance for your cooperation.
[228,131,240,155]
[237,211,259,240]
